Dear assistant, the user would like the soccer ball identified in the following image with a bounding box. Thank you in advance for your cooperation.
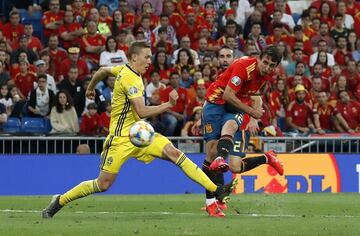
[129,121,155,147]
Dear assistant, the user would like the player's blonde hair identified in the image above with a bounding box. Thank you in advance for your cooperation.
[127,41,151,60]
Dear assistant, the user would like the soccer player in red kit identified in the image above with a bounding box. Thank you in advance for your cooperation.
[202,46,284,216]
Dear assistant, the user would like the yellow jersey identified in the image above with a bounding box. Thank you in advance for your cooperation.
[109,64,144,137]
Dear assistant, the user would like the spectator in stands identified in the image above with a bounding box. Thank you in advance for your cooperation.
[333,36,353,68]
[21,22,43,55]
[342,60,359,95]
[0,60,10,85]
[40,35,68,82]
[6,84,24,118]
[348,31,357,53]
[76,144,91,154]
[145,50,172,85]
[59,46,89,82]
[176,7,200,43]
[0,102,7,126]
[179,66,194,89]
[333,90,360,133]
[99,36,128,67]
[310,40,335,67]
[2,10,24,48]
[162,0,185,31]
[50,90,79,134]
[174,48,196,76]
[319,1,334,28]
[313,91,335,134]
[276,41,291,68]
[181,106,203,138]
[286,84,315,135]
[331,14,350,42]
[337,0,354,30]
[246,22,267,53]
[10,35,38,65]
[152,14,178,48]
[225,35,244,59]
[172,36,200,66]
[86,7,111,37]
[80,103,103,136]
[81,20,106,70]
[58,66,83,111]
[59,10,86,50]
[274,1,295,30]
[27,74,55,118]
[101,76,115,101]
[159,72,188,136]
[268,78,289,130]
[99,100,111,135]
[145,70,166,104]
[310,22,336,51]
[111,10,131,36]
[330,75,349,103]
[186,79,206,118]
[42,0,64,40]
[0,84,12,115]
[289,25,313,56]
[12,60,37,99]
[98,4,112,28]
[76,76,102,117]
[34,60,57,93]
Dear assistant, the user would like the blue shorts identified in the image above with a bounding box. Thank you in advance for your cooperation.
[202,102,250,157]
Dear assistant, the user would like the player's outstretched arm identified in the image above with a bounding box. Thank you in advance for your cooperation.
[86,67,114,99]
[130,89,179,118]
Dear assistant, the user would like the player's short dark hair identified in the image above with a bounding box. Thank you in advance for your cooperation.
[260,45,282,65]
[127,41,151,59]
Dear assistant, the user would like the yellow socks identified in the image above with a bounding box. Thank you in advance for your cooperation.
[59,179,101,206]
[176,153,218,192]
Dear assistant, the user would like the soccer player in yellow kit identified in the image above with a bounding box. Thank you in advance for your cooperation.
[42,41,237,218]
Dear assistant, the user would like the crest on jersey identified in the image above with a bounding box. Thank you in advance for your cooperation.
[205,123,213,133]
[106,156,113,166]
[231,76,241,86]
[129,86,138,95]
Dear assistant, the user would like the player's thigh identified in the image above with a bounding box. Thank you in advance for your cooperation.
[100,136,134,174]
[222,112,250,131]
[202,103,224,141]
[137,133,174,163]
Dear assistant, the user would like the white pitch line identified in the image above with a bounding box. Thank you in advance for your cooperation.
[1,209,360,218]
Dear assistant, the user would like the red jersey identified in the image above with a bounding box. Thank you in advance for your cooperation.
[312,103,334,130]
[59,58,89,80]
[59,22,83,49]
[342,70,360,94]
[266,1,292,15]
[333,50,353,67]
[81,34,106,63]
[13,72,37,97]
[2,23,24,44]
[80,113,103,135]
[333,100,360,129]
[206,57,270,105]
[160,86,188,113]
[169,13,185,30]
[100,112,110,131]
[45,48,68,81]
[286,100,313,127]
[42,10,65,38]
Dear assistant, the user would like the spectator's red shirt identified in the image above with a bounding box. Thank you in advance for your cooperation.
[80,112,103,135]
[265,34,291,46]
[169,13,186,30]
[12,36,43,53]
[176,23,200,43]
[118,43,129,54]
[42,10,65,38]
[334,50,353,67]
[59,58,89,80]
[186,98,205,118]
[44,48,68,81]
[99,16,113,27]
[312,103,334,130]
[206,57,271,105]
[160,86,188,113]
[341,70,360,94]
[100,112,110,131]
[2,23,24,44]
[287,76,312,90]
[124,12,136,26]
[13,72,37,97]
[333,100,360,129]
[10,64,36,77]
[286,100,312,127]
[59,22,83,49]
[266,1,292,15]
[81,33,106,63]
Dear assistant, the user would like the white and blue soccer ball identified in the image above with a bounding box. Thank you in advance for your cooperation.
[129,121,155,147]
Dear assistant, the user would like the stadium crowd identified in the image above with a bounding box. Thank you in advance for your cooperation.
[0,0,359,137]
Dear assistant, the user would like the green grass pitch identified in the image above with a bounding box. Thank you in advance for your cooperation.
[0,194,359,236]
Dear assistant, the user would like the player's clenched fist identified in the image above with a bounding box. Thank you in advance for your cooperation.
[169,90,179,106]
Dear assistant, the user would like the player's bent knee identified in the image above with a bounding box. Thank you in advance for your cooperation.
[96,179,113,192]
[162,143,182,163]
[224,120,238,133]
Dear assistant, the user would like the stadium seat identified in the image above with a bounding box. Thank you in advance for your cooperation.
[21,118,47,133]
[2,118,22,133]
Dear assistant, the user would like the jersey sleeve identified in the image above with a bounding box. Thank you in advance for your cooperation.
[226,64,248,93]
